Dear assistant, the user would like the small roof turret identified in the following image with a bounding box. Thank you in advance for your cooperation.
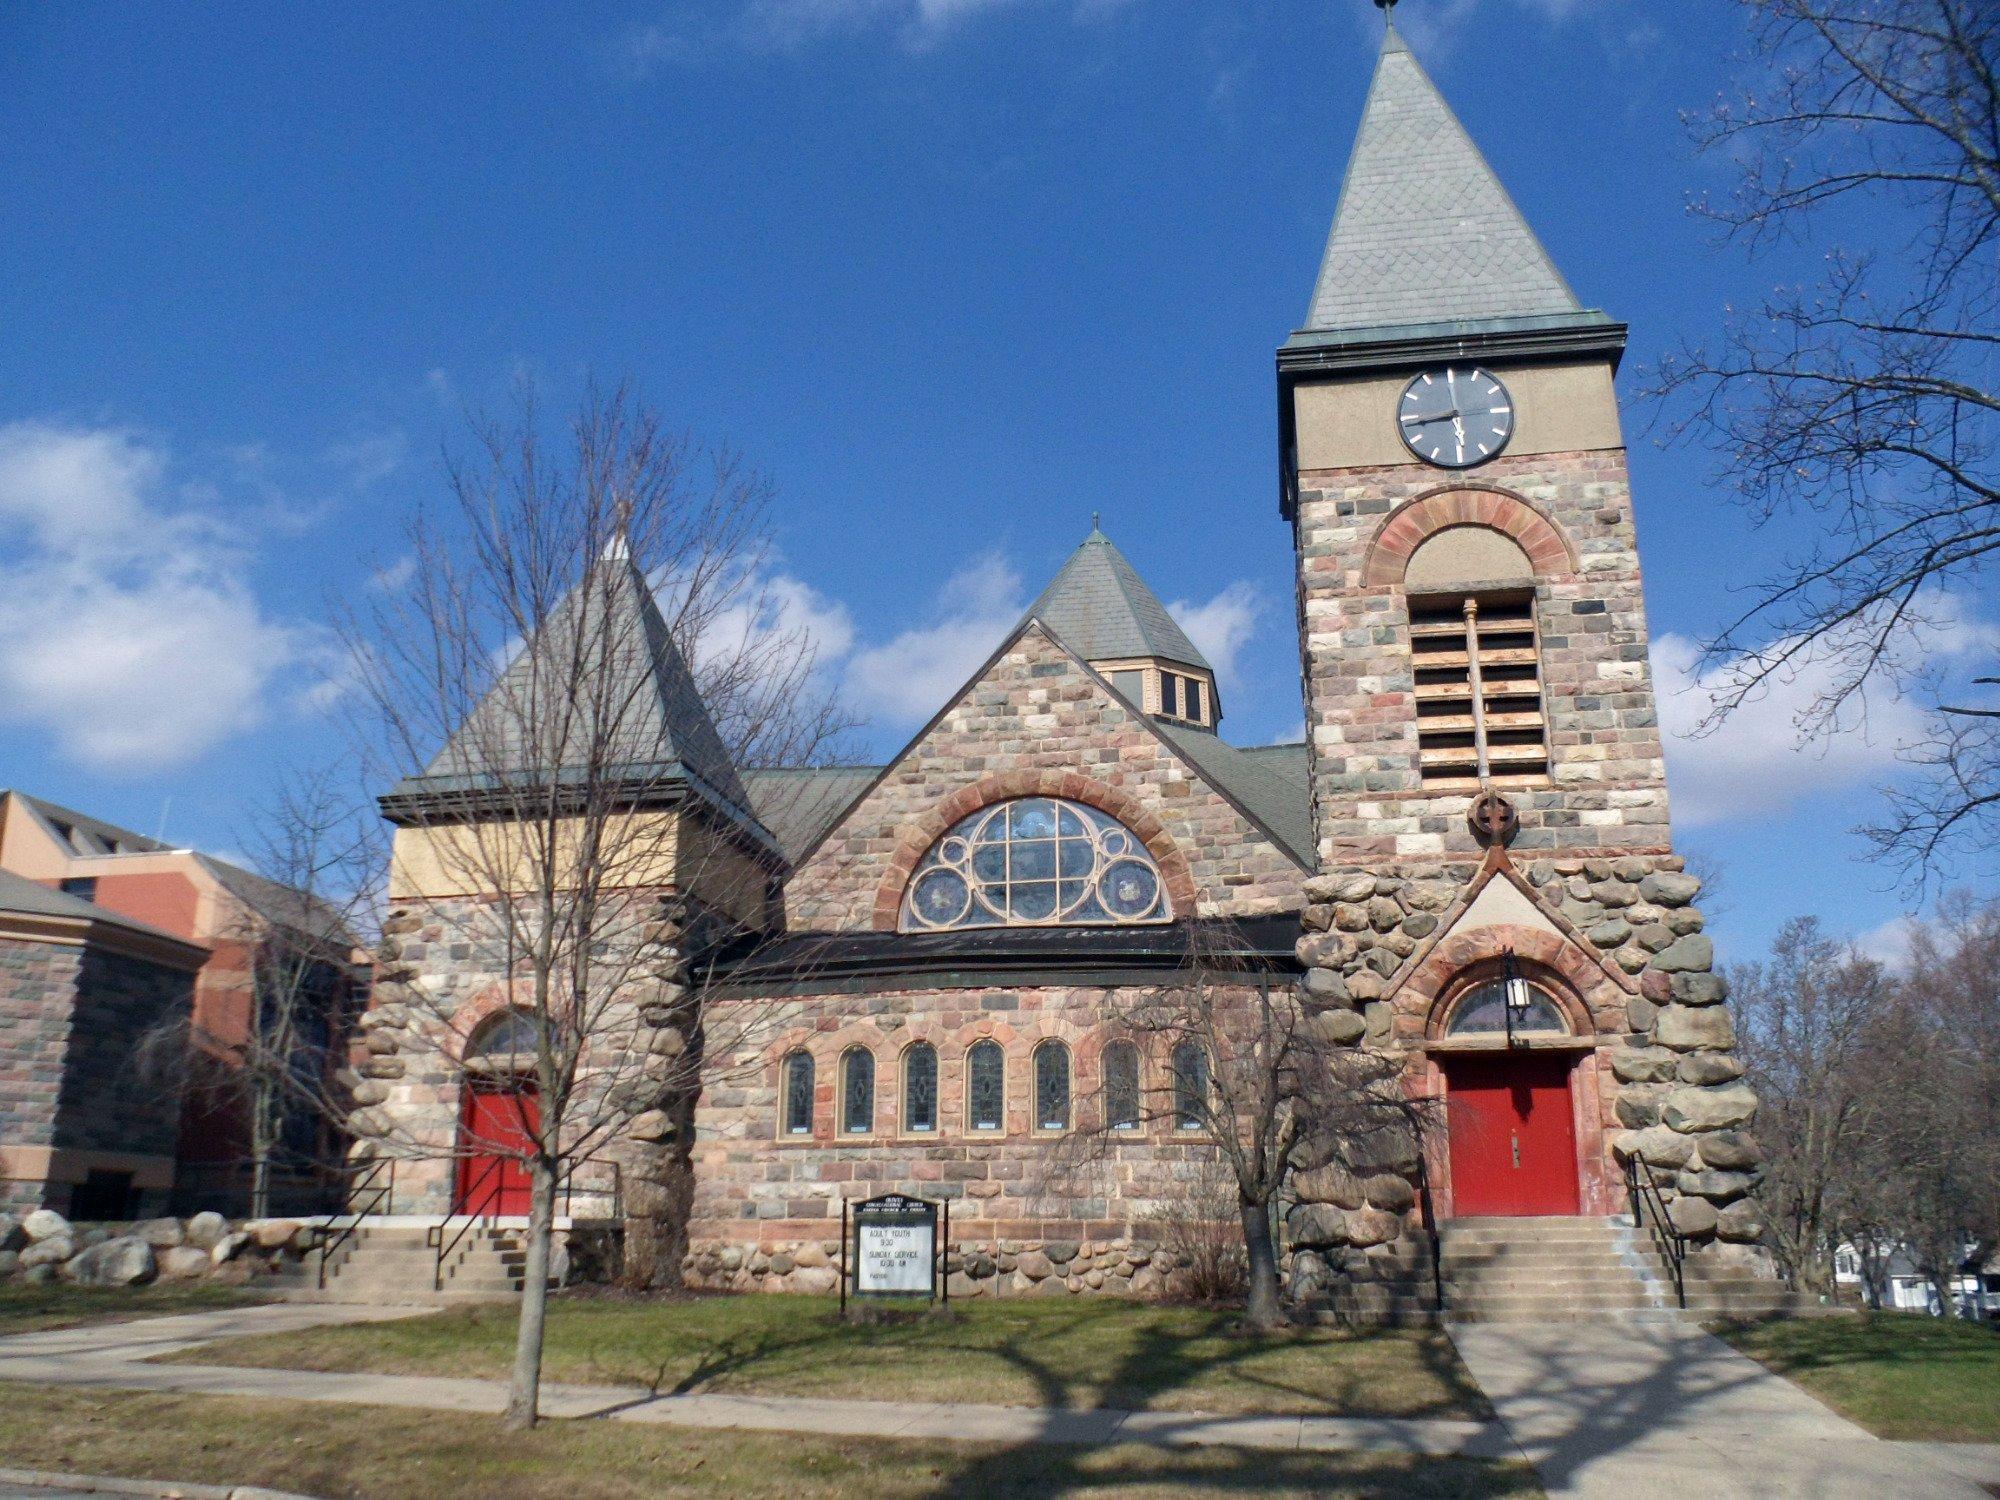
[1021,524,1210,675]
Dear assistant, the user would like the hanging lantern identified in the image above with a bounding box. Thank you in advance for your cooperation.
[1502,950,1531,1049]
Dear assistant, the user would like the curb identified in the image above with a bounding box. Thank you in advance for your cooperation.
[0,1467,316,1500]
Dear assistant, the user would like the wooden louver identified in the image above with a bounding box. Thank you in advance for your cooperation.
[1408,592,1549,789]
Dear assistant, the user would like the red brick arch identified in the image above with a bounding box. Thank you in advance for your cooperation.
[870,770,1199,931]
[1362,484,1579,589]
[1402,922,1630,1039]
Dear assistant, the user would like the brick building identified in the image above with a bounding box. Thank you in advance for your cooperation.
[0,791,364,1214]
[358,14,1770,1314]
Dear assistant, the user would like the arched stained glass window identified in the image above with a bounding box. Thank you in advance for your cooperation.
[1103,1041,1140,1131]
[901,798,1170,932]
[1172,1040,1209,1131]
[967,1040,1005,1132]
[782,1051,813,1136]
[841,1048,875,1135]
[467,1009,539,1061]
[1446,980,1569,1037]
[1034,1041,1071,1132]
[904,1043,938,1133]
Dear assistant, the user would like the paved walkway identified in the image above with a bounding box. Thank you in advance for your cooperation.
[0,1304,1511,1461]
[1450,1319,2000,1498]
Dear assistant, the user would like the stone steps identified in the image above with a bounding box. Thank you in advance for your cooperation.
[271,1223,549,1304]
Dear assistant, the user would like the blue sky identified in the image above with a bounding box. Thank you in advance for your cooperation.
[0,0,1989,961]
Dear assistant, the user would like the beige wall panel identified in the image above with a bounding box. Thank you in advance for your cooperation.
[1294,360,1623,473]
[389,813,682,901]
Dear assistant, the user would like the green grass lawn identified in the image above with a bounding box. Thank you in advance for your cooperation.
[0,1385,1539,1499]
[0,1282,268,1336]
[172,1292,1491,1420]
[1717,1312,2000,1442]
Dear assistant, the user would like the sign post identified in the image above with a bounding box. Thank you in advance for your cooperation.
[842,1193,943,1312]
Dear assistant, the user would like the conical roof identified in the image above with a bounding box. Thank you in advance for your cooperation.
[1302,19,1581,337]
[1022,526,1210,674]
[400,536,755,828]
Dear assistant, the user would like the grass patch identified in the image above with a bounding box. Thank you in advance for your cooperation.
[174,1292,1490,1420]
[1717,1312,2000,1442]
[0,1282,269,1335]
[0,1384,1538,1498]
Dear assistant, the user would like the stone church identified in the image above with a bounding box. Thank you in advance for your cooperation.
[359,14,1771,1316]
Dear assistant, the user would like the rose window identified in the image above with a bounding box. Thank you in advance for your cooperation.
[900,797,1170,931]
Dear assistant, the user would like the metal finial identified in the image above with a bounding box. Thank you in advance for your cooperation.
[1374,0,1398,11]
[1091,511,1101,533]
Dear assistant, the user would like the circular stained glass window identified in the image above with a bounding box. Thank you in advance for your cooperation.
[900,797,1171,931]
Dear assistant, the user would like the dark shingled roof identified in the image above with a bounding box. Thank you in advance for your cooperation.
[1302,20,1583,339]
[7,792,170,857]
[389,537,760,836]
[741,766,882,864]
[1021,528,1209,674]
[1154,730,1314,868]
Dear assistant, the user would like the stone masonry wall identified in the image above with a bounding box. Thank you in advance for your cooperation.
[1294,450,1670,864]
[0,939,81,1213]
[689,982,1252,1297]
[788,624,1305,931]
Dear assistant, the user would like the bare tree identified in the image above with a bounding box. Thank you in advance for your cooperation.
[1728,917,1895,1293]
[1651,0,2000,880]
[335,384,849,1428]
[1078,922,1423,1332]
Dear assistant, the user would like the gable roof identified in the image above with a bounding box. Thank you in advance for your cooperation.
[1154,730,1314,868]
[741,766,882,864]
[792,616,1310,876]
[388,536,762,838]
[0,866,203,958]
[1019,528,1210,675]
[6,792,171,858]
[1301,20,1584,340]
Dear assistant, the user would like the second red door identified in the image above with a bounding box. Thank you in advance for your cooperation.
[456,1080,539,1215]
[1444,1053,1579,1217]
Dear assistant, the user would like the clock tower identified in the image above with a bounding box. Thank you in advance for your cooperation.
[1279,8,1769,1318]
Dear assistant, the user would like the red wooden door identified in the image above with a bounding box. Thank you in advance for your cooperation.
[1444,1053,1579,1217]
[456,1080,539,1215]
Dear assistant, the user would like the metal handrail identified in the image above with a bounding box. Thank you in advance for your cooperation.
[1414,1149,1445,1314]
[430,1159,625,1292]
[318,1157,396,1290]
[1625,1154,1687,1309]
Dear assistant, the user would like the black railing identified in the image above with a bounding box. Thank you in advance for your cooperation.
[318,1156,396,1290]
[1414,1149,1445,1315]
[1625,1154,1686,1309]
[429,1160,623,1292]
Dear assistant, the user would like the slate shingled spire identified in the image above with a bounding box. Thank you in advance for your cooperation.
[399,530,758,832]
[1303,15,1581,337]
[1022,525,1210,674]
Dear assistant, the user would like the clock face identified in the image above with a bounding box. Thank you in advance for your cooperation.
[1398,366,1514,469]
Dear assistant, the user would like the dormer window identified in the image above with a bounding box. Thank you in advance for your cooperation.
[1159,671,1206,727]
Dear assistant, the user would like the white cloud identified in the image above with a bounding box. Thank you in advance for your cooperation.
[667,560,858,679]
[842,553,1025,724]
[1169,581,1263,696]
[1652,598,1996,826]
[0,421,306,771]
[1853,913,1920,970]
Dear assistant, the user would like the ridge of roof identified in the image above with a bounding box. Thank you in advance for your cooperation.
[1018,527,1210,676]
[6,791,172,857]
[1302,24,1583,337]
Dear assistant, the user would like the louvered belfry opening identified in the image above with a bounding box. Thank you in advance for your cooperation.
[1409,590,1548,789]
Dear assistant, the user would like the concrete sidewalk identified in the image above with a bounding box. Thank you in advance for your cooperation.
[1450,1319,1998,1498]
[0,1304,1514,1462]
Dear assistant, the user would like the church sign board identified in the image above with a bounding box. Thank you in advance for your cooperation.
[841,1193,947,1312]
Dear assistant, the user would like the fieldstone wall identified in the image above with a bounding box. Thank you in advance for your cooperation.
[1294,452,1670,864]
[788,623,1306,930]
[690,981,1258,1292]
[0,936,191,1217]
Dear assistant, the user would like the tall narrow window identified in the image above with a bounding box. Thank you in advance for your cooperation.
[1103,1041,1140,1131]
[1408,590,1547,789]
[782,1051,814,1136]
[1159,672,1180,718]
[1034,1041,1071,1131]
[1172,1040,1209,1131]
[967,1040,1004,1132]
[841,1048,874,1135]
[903,1043,938,1133]
[1183,677,1204,725]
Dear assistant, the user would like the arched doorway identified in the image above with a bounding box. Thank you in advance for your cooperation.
[1438,976,1582,1217]
[456,1010,540,1216]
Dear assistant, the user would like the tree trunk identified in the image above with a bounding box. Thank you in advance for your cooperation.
[250,1085,275,1221]
[1239,1198,1284,1331]
[503,1159,557,1430]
